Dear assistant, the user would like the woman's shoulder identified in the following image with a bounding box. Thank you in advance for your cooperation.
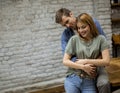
[70,35,80,40]
[70,34,78,38]
[95,35,106,42]
[97,35,106,39]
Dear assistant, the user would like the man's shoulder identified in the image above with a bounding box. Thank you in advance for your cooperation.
[92,18,98,23]
[64,27,74,32]
[62,28,74,35]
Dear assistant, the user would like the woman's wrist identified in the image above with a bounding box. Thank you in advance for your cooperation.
[84,59,88,64]
[80,64,85,70]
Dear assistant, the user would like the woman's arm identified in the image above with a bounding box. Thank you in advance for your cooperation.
[63,53,84,69]
[76,49,110,66]
[63,53,96,76]
[86,49,110,66]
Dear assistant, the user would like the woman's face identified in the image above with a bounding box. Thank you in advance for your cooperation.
[77,22,91,40]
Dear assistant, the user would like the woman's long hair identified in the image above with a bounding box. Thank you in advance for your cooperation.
[76,13,99,38]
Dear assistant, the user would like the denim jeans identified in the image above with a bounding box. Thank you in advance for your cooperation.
[64,74,96,93]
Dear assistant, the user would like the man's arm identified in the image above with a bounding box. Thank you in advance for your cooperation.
[61,28,76,62]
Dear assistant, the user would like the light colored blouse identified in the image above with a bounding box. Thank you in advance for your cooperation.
[65,35,109,75]
[65,35,108,59]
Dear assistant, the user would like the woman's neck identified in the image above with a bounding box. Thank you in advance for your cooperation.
[80,34,93,42]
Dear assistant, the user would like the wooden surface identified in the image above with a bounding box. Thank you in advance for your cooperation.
[29,57,120,93]
[29,84,65,93]
[112,34,120,44]
[106,57,120,86]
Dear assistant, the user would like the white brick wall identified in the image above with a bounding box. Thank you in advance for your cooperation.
[0,0,112,93]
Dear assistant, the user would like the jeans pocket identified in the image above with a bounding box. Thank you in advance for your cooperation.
[66,73,76,78]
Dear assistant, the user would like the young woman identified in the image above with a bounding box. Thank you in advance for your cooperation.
[63,13,110,93]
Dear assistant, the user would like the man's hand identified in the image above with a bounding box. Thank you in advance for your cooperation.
[75,59,97,78]
[83,64,97,78]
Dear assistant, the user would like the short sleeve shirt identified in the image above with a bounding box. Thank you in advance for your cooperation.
[65,35,109,59]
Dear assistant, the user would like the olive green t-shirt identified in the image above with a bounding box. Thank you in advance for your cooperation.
[65,35,109,75]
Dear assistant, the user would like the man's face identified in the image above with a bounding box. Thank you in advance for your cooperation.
[61,13,76,29]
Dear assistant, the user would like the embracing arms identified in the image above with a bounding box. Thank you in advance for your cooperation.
[76,49,110,66]
[63,53,96,76]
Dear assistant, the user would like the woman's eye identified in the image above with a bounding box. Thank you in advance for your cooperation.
[77,25,87,30]
[82,25,86,29]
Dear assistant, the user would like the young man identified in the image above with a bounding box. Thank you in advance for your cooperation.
[55,8,111,93]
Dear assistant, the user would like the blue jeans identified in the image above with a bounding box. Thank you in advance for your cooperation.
[64,74,96,93]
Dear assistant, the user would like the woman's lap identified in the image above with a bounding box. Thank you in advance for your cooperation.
[64,74,96,93]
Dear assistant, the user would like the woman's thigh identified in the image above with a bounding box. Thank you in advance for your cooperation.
[64,74,82,93]
[82,78,96,93]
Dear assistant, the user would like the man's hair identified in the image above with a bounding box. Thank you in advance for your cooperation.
[55,8,71,24]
